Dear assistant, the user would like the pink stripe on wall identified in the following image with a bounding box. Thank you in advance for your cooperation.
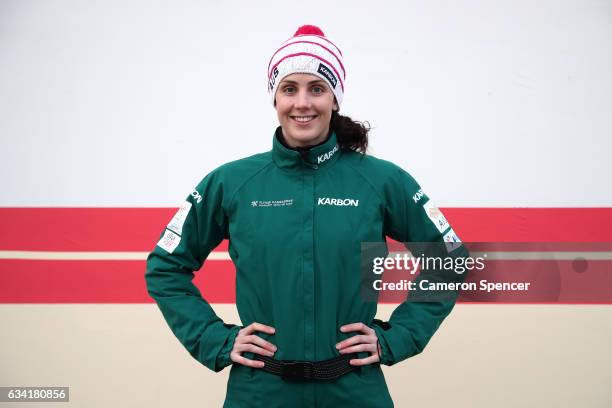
[0,208,228,251]
[442,208,612,242]
[1,208,610,251]
[1,207,611,303]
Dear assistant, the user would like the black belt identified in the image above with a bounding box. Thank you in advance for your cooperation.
[253,353,359,381]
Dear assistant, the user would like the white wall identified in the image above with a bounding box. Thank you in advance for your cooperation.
[1,0,610,206]
[1,3,611,407]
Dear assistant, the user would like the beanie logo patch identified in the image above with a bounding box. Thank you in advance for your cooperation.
[269,67,279,92]
[317,63,337,89]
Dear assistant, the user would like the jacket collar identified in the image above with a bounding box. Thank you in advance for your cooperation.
[272,127,341,170]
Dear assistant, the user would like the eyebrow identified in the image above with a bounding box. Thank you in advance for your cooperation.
[280,79,326,85]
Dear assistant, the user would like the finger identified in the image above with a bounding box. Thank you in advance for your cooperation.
[349,354,380,366]
[236,343,275,357]
[231,353,266,368]
[247,322,276,335]
[340,322,373,335]
[245,335,278,352]
[335,335,369,350]
[337,343,375,354]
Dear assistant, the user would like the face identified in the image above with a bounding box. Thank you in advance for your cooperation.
[275,73,338,148]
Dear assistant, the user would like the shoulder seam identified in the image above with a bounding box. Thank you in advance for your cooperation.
[343,156,388,211]
[226,158,275,209]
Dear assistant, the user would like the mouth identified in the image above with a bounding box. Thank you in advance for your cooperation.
[290,115,317,124]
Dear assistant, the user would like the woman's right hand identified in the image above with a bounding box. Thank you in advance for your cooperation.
[230,322,277,368]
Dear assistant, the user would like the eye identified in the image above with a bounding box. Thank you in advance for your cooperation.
[311,85,325,94]
[282,85,296,94]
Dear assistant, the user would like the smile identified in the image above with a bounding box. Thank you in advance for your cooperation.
[291,115,317,123]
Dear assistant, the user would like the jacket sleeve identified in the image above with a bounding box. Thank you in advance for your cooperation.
[371,166,468,366]
[145,171,241,372]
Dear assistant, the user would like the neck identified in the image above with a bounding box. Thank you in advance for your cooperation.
[277,128,332,151]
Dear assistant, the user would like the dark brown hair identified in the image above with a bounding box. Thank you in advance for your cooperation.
[331,110,370,154]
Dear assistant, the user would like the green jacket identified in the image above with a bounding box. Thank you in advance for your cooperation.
[145,128,467,407]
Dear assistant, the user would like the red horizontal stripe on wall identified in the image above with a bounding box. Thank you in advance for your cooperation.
[1,208,612,304]
[0,208,229,251]
[1,258,611,304]
[1,208,611,252]
[442,208,612,242]
[0,260,235,304]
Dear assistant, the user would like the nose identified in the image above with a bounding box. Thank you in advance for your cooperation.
[294,89,311,109]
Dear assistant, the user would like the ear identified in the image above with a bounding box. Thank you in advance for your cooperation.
[333,98,339,112]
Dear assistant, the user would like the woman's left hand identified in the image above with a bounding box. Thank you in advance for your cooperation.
[336,322,382,366]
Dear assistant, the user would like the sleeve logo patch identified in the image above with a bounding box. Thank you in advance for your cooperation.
[412,189,425,203]
[167,201,192,235]
[191,189,203,204]
[157,229,181,254]
[423,200,450,233]
[443,228,462,253]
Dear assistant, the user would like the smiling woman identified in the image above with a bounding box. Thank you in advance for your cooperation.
[145,24,468,408]
[275,75,337,147]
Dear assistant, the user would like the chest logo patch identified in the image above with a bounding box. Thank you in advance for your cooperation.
[251,199,294,208]
[317,197,359,207]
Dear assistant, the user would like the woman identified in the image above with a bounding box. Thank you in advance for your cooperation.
[146,25,466,407]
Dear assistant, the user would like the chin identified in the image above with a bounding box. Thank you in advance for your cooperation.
[280,117,329,146]
[294,132,320,142]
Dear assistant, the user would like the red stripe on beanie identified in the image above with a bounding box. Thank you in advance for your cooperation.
[267,40,346,79]
[279,26,343,57]
[292,25,343,57]
[307,35,343,57]
[268,52,345,92]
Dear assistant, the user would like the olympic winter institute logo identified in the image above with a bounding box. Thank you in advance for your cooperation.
[251,199,293,208]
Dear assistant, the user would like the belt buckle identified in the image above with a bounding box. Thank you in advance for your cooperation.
[280,360,314,381]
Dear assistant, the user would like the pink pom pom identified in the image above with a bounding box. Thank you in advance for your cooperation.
[294,25,325,37]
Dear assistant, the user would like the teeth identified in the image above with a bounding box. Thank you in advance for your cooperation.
[293,116,315,122]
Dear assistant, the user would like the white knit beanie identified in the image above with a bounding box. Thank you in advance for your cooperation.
[268,25,345,107]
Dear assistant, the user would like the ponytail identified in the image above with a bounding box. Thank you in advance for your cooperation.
[331,110,370,154]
